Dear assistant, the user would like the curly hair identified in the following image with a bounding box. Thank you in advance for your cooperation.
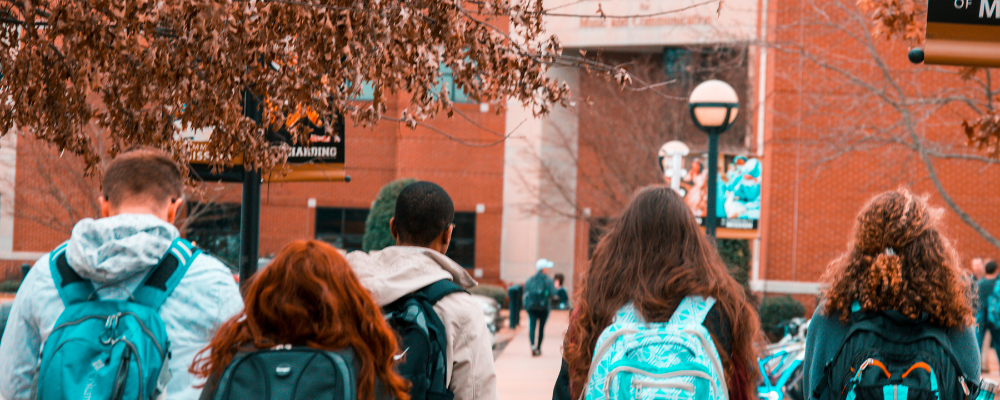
[563,186,763,400]
[822,189,974,328]
[191,240,410,400]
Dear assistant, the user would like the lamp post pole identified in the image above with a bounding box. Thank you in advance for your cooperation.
[688,80,739,244]
[705,131,720,240]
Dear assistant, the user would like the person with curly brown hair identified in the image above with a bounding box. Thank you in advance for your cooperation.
[804,189,980,400]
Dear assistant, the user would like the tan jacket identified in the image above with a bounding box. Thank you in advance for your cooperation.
[346,246,499,400]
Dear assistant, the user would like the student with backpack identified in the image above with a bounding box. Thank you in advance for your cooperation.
[560,185,762,400]
[524,258,557,356]
[0,148,244,400]
[804,189,983,400]
[980,260,998,372]
[191,240,409,400]
[346,181,498,400]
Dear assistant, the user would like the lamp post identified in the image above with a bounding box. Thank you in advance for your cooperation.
[688,80,739,242]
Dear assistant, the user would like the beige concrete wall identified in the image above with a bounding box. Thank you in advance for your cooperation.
[501,67,580,295]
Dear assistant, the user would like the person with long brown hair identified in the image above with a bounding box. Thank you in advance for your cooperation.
[191,240,410,400]
[560,185,762,400]
[803,189,980,400]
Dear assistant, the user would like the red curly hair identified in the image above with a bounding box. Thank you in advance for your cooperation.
[822,189,974,328]
[190,240,410,400]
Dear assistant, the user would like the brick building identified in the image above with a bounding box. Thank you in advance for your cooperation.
[0,92,509,286]
[2,0,999,312]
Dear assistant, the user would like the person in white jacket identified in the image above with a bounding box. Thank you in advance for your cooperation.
[347,181,499,400]
[0,148,244,400]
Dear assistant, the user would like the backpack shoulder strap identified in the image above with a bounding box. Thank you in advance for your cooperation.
[49,243,96,306]
[415,279,467,305]
[668,295,717,326]
[132,238,201,310]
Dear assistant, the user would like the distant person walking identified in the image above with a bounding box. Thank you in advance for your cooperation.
[524,258,557,356]
[0,147,243,400]
[558,185,762,400]
[346,181,498,400]
[191,240,410,400]
[804,189,981,400]
[979,259,999,372]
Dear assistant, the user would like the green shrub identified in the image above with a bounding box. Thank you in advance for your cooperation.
[362,178,417,252]
[0,279,20,293]
[718,239,751,289]
[759,295,806,338]
[469,284,508,308]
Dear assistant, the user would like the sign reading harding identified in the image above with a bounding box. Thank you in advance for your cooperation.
[924,0,1000,67]
[184,109,347,182]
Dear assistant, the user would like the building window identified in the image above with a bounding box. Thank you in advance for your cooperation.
[352,64,475,103]
[316,208,370,252]
[184,202,241,271]
[447,212,476,269]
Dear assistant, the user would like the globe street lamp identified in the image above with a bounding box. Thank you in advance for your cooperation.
[688,80,739,241]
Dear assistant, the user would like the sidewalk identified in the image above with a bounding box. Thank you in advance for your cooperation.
[495,309,570,400]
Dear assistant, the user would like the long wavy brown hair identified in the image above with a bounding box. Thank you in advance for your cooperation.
[563,185,762,400]
[191,240,410,400]
[822,189,974,328]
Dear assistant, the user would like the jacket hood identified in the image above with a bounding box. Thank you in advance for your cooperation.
[346,246,478,306]
[65,214,179,285]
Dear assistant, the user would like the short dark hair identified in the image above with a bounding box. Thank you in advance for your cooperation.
[987,260,998,275]
[394,181,454,246]
[553,273,565,286]
[103,147,183,208]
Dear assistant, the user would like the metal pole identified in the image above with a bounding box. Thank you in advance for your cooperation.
[705,131,720,242]
[239,167,261,287]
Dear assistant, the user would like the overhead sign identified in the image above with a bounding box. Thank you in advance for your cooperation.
[183,102,347,183]
[924,0,1000,67]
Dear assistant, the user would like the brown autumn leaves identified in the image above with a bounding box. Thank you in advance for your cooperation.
[0,0,570,175]
[858,0,1000,158]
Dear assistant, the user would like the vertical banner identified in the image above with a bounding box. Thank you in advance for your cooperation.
[658,141,761,231]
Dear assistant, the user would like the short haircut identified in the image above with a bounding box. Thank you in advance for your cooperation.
[102,147,183,208]
[553,273,565,286]
[987,260,998,275]
[394,181,454,246]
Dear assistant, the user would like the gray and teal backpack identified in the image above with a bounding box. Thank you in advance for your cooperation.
[583,296,729,400]
[38,238,198,400]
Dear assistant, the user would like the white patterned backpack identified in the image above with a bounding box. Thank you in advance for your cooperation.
[582,296,728,400]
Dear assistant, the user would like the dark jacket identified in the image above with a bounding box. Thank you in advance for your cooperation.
[803,303,980,400]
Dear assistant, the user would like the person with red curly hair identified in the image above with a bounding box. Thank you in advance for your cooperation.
[804,189,980,400]
[191,240,410,400]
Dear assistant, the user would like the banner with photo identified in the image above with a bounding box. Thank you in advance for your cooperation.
[658,142,760,230]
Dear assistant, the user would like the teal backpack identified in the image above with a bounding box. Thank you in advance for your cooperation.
[583,296,728,400]
[38,238,199,400]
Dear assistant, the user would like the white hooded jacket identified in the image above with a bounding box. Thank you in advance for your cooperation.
[346,246,499,400]
[0,214,244,400]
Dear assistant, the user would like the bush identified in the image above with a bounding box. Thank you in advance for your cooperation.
[469,284,508,308]
[0,279,20,293]
[362,178,417,252]
[718,239,751,289]
[759,295,806,339]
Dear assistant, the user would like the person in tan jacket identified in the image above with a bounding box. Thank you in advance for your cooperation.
[346,181,499,400]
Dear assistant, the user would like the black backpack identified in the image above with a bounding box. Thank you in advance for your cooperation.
[813,308,978,400]
[382,279,466,400]
[523,274,550,312]
[207,346,359,400]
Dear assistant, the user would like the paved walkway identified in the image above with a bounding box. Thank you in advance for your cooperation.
[495,309,570,400]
